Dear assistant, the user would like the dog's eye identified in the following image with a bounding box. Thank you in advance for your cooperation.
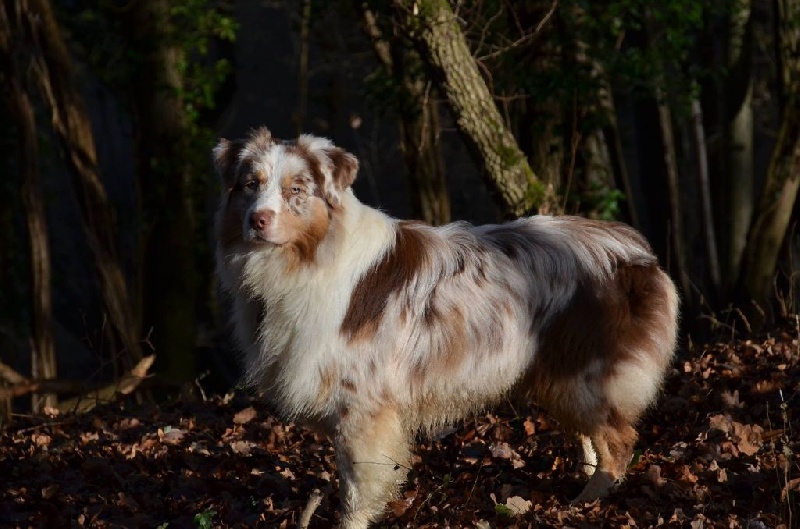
[244,180,258,191]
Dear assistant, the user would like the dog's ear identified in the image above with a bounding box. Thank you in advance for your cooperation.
[325,146,359,197]
[212,138,242,190]
[297,134,359,207]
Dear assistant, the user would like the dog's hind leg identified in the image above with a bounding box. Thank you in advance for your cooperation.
[573,411,637,503]
[334,407,411,529]
[577,434,597,477]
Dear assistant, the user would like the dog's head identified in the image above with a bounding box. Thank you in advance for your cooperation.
[213,127,358,261]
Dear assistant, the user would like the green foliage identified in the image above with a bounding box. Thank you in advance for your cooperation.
[449,0,744,215]
[193,509,216,529]
[505,0,719,114]
[61,1,237,161]
[584,182,625,221]
[441,472,452,488]
[629,448,644,468]
[171,0,237,140]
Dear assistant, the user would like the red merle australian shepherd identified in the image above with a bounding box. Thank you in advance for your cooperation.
[213,127,679,528]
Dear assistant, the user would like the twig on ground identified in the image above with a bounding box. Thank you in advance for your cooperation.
[0,360,27,385]
[297,488,323,529]
[58,355,155,413]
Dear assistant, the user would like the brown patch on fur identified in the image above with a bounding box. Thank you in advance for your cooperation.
[613,266,676,366]
[341,379,357,393]
[423,305,471,379]
[340,222,429,342]
[518,262,676,435]
[281,199,330,268]
[532,264,670,379]
[593,409,638,479]
[280,174,305,201]
[315,367,337,407]
[289,144,326,195]
[326,147,359,191]
[291,142,358,207]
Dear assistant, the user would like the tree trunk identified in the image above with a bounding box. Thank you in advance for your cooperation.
[570,6,634,224]
[363,6,451,225]
[129,0,197,382]
[394,0,547,217]
[692,97,722,298]
[644,10,691,301]
[723,1,755,287]
[654,85,691,301]
[398,94,451,225]
[4,0,142,372]
[738,0,800,315]
[0,2,56,411]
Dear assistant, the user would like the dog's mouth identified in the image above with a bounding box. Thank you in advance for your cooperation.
[244,230,289,248]
[244,231,277,245]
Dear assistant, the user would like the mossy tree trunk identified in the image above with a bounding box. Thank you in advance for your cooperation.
[394,0,547,217]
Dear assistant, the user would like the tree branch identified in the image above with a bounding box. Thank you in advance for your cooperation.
[394,0,548,217]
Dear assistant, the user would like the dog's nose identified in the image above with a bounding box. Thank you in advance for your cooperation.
[250,210,274,230]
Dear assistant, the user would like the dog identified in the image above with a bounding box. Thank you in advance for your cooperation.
[213,127,679,528]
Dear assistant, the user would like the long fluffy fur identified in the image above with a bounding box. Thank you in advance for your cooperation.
[214,128,679,528]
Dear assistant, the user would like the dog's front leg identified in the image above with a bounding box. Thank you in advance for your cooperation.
[334,407,411,529]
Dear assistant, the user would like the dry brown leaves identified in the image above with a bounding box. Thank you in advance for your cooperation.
[1,325,798,528]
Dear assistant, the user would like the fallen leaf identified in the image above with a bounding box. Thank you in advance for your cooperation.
[230,440,251,456]
[41,484,58,499]
[504,495,531,515]
[523,418,536,436]
[233,407,257,425]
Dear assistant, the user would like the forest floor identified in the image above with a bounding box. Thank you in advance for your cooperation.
[1,322,799,529]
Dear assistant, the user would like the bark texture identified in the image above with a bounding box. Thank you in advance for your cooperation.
[738,0,800,311]
[363,6,451,225]
[723,1,755,285]
[692,98,722,297]
[395,0,546,217]
[2,0,142,373]
[0,1,56,410]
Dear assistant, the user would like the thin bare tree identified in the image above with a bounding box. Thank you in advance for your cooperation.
[0,1,56,411]
[738,0,800,315]
[362,5,451,224]
[393,0,548,217]
[3,0,143,372]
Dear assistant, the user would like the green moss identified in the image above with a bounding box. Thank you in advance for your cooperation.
[524,173,547,211]
[414,0,448,20]
[496,140,523,169]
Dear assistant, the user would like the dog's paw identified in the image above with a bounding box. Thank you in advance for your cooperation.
[571,470,616,505]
